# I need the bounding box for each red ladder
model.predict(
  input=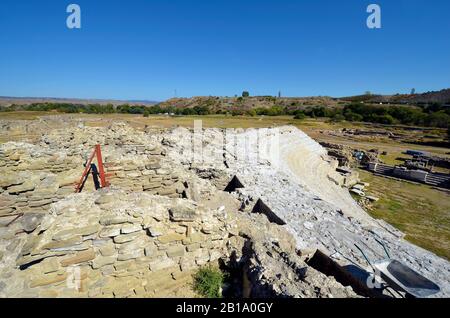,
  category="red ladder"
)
[74,144,110,193]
